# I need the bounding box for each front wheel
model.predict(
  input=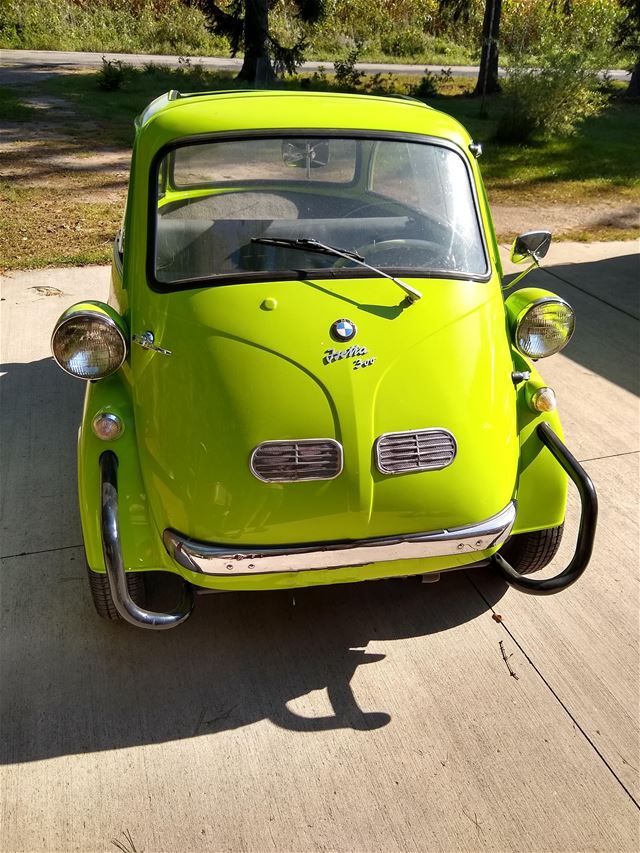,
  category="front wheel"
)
[499,525,564,575]
[86,564,147,621]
